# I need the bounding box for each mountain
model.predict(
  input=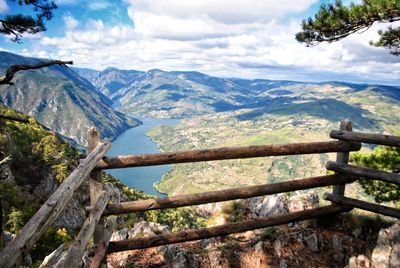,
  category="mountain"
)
[79,67,400,125]
[76,67,143,98]
[0,52,140,145]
